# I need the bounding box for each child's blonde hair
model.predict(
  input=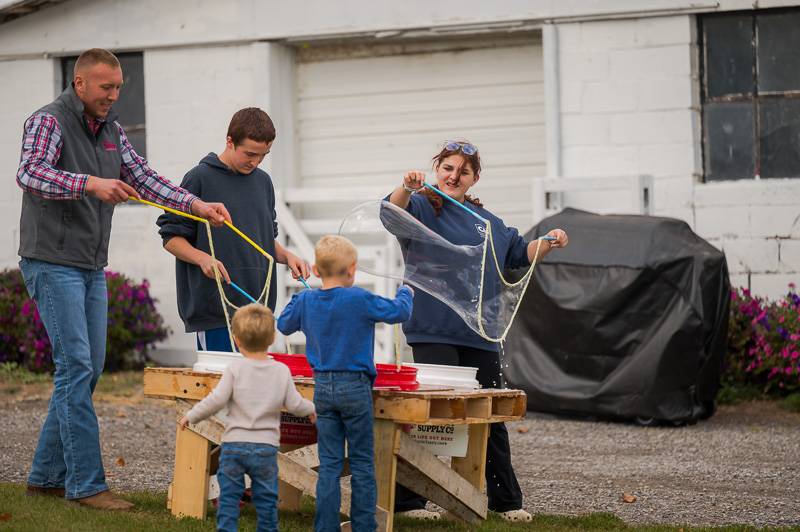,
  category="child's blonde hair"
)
[231,304,275,352]
[315,235,358,278]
